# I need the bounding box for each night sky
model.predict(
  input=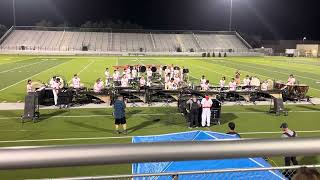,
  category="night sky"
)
[0,0,319,40]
